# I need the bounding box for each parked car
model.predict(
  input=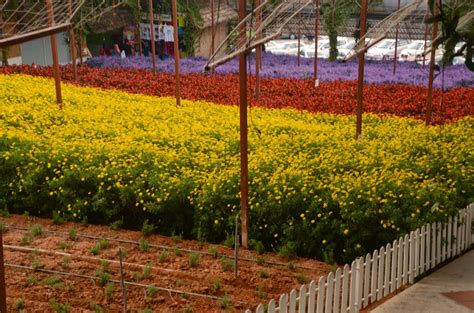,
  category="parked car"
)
[336,40,356,60]
[317,38,349,58]
[399,40,428,62]
[267,40,301,56]
[367,39,412,60]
